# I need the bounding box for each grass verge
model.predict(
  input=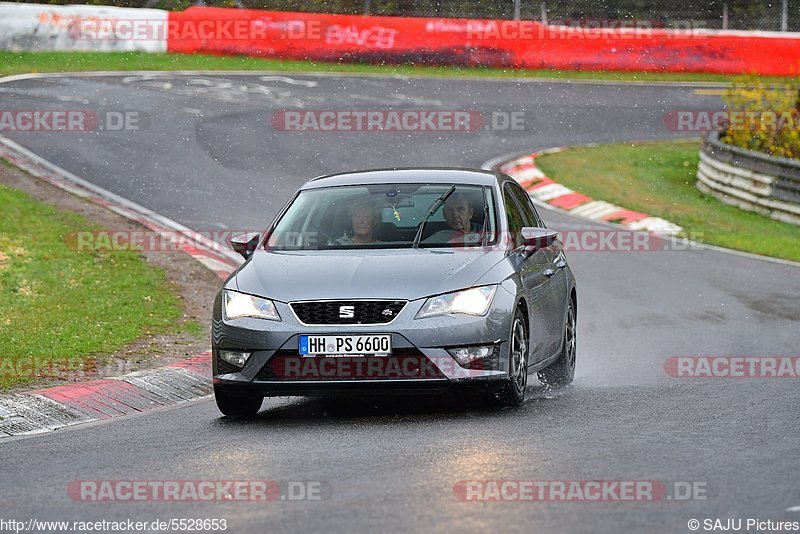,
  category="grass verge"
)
[0,182,182,389]
[0,51,792,83]
[535,139,800,262]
